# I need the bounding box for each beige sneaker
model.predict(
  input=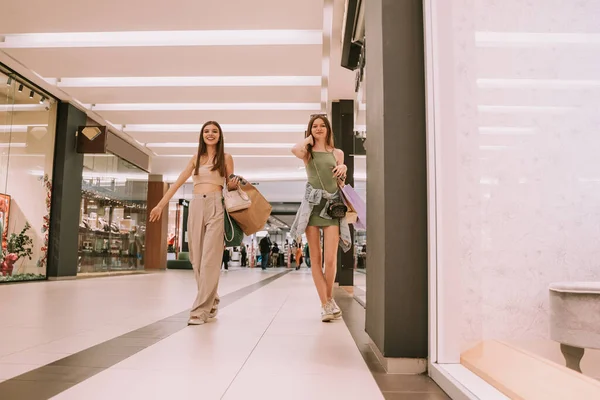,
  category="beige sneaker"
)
[321,302,335,322]
[329,298,342,319]
[187,317,206,326]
